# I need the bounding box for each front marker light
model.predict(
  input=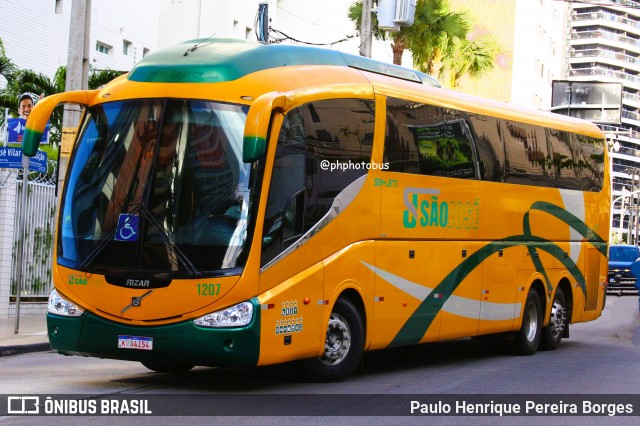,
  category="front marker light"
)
[194,301,254,328]
[48,289,84,317]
